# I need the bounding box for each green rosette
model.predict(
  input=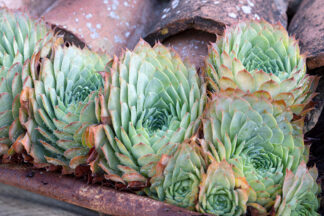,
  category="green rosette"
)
[89,40,207,185]
[149,139,206,209]
[196,160,253,216]
[274,161,320,216]
[205,20,318,116]
[0,8,56,155]
[19,44,110,170]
